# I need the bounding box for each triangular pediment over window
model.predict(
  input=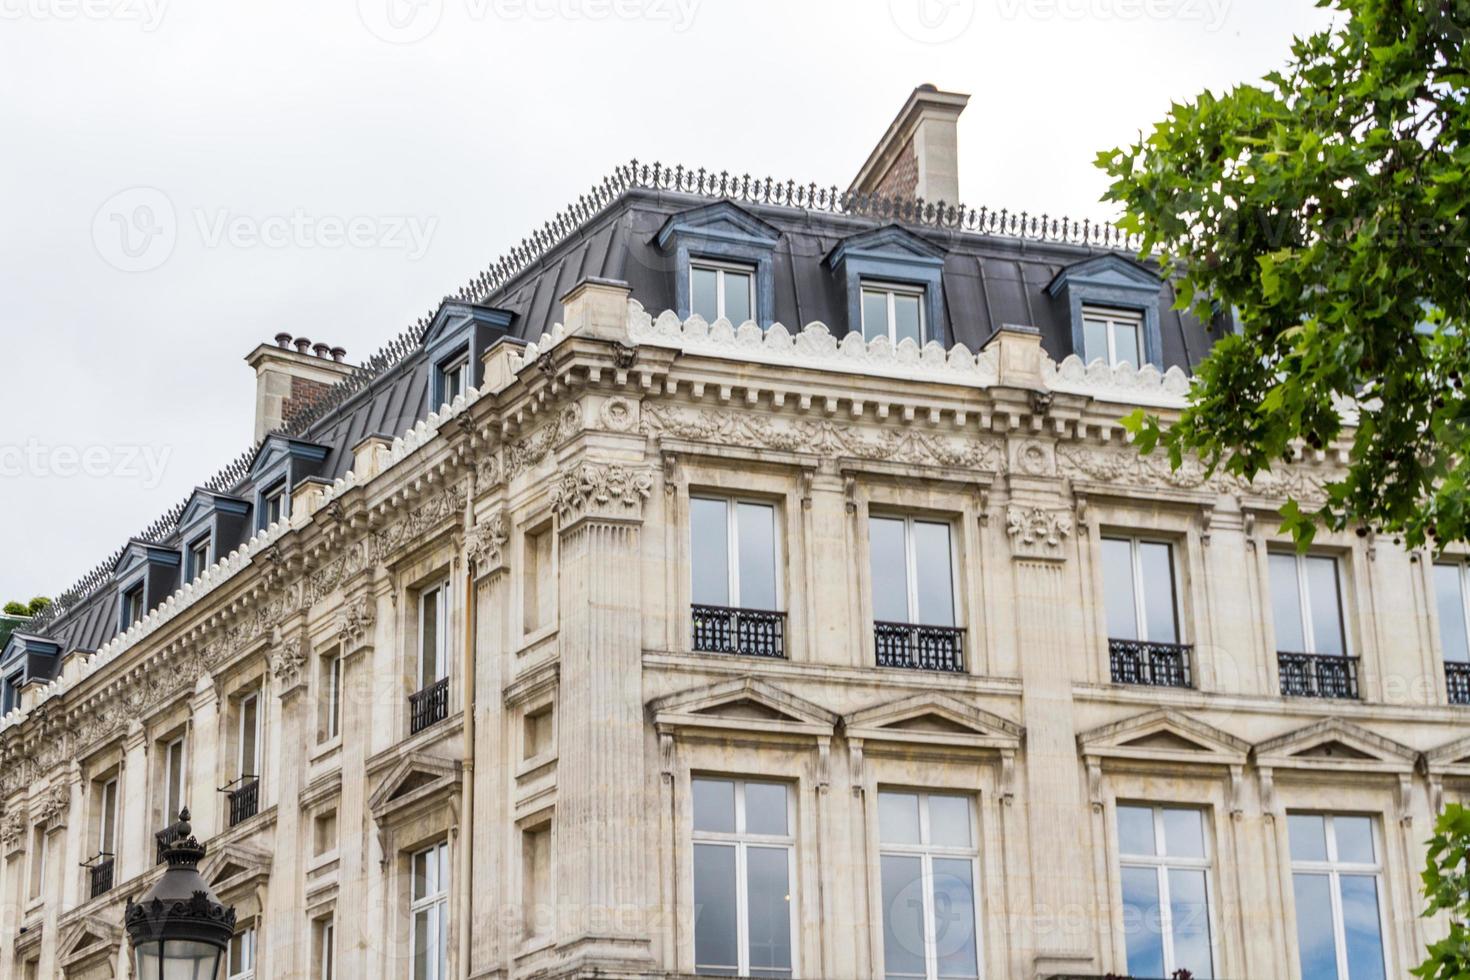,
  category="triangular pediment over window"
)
[654,201,780,251]
[1077,709,1250,768]
[366,751,462,824]
[200,841,272,895]
[842,692,1022,752]
[650,676,837,741]
[57,914,121,975]
[1252,718,1417,775]
[1425,734,1470,780]
[825,223,946,268]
